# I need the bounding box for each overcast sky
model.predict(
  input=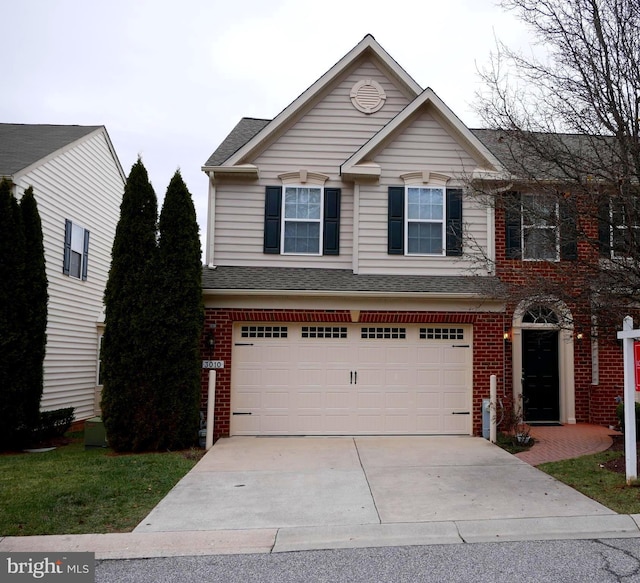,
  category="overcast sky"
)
[1,0,531,250]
